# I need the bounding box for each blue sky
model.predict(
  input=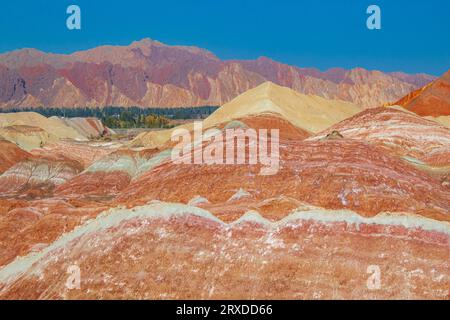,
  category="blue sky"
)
[0,0,449,75]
